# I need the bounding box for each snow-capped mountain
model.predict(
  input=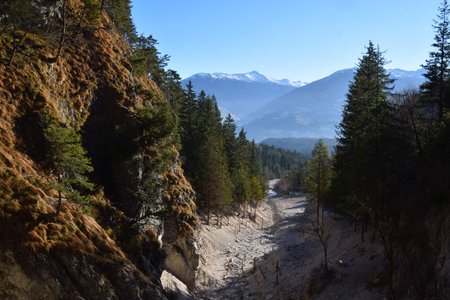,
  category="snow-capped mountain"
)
[242,68,426,141]
[182,71,306,120]
[194,71,307,87]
